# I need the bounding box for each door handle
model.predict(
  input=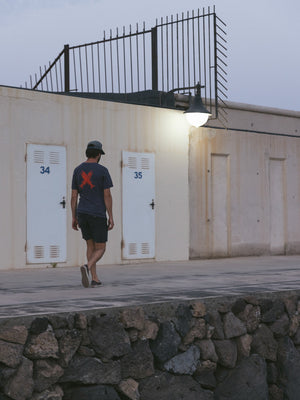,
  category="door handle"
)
[60,197,66,209]
[149,199,155,210]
